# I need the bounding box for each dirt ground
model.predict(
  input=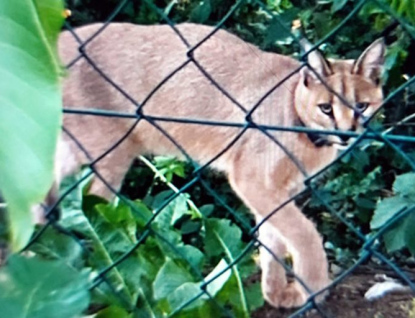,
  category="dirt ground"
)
[252,266,415,318]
